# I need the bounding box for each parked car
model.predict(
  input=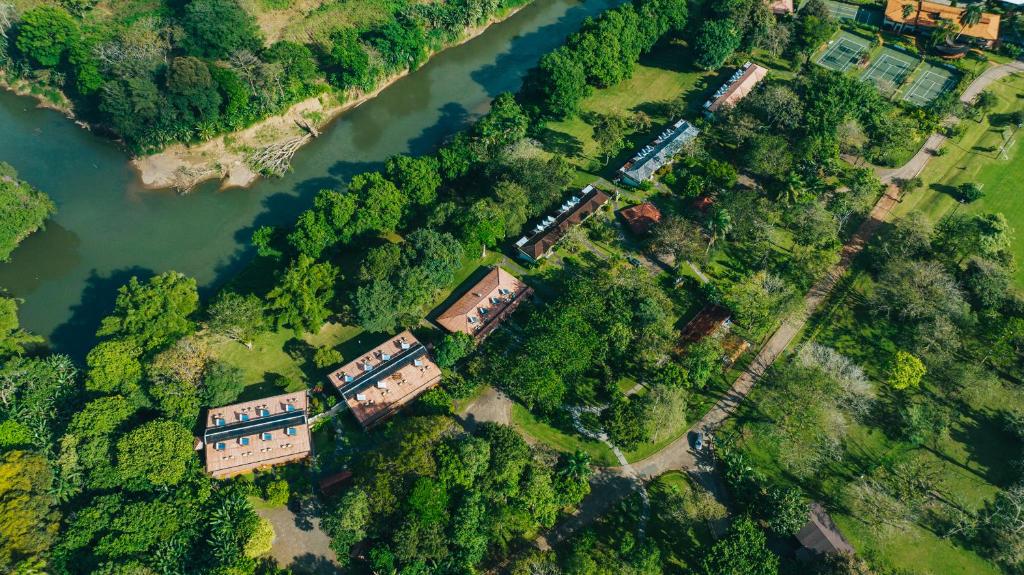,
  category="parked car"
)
[694,430,705,452]
[627,256,642,267]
